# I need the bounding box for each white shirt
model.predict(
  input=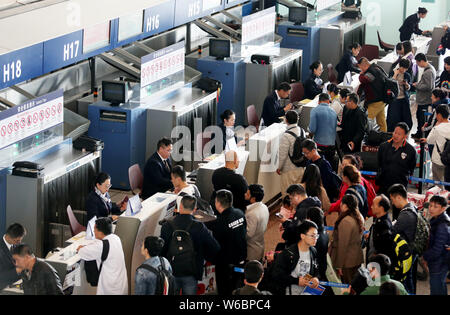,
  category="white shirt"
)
[245,202,269,261]
[3,235,12,251]
[78,234,128,295]
[426,121,450,166]
[176,184,200,210]
[275,90,281,101]
[287,249,311,295]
